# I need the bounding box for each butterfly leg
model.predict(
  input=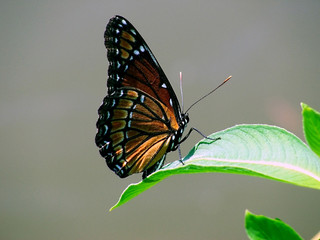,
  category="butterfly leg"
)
[178,145,185,165]
[191,127,221,142]
[178,127,221,145]
[176,127,220,165]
